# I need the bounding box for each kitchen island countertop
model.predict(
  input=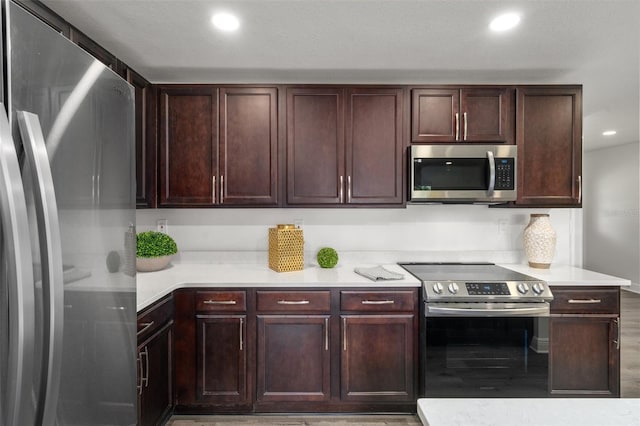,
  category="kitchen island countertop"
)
[417,398,640,426]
